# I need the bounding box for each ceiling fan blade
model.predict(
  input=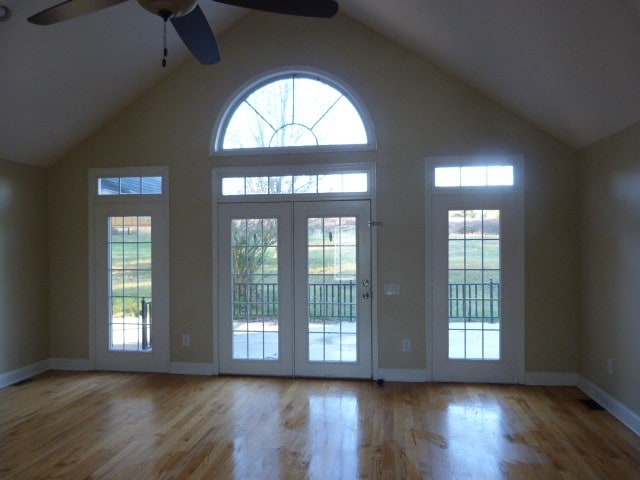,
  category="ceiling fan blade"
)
[213,0,338,18]
[171,5,221,65]
[28,0,129,25]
